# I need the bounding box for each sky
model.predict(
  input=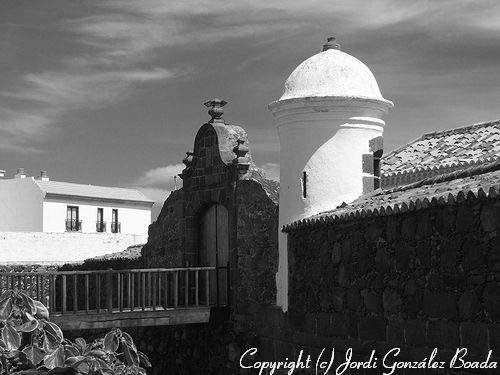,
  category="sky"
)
[1,0,500,218]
